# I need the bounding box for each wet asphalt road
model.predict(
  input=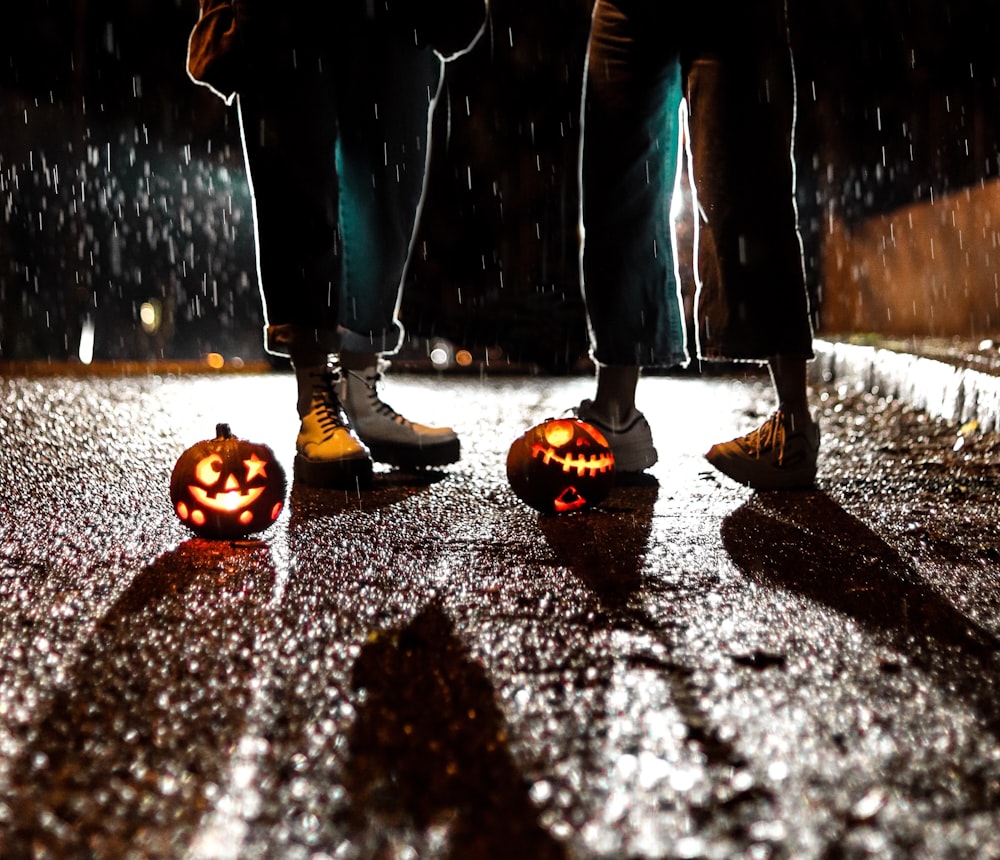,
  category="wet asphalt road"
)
[2,367,1000,859]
